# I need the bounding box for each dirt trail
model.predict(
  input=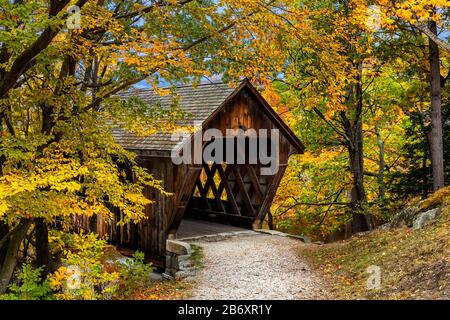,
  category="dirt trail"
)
[188,233,331,300]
